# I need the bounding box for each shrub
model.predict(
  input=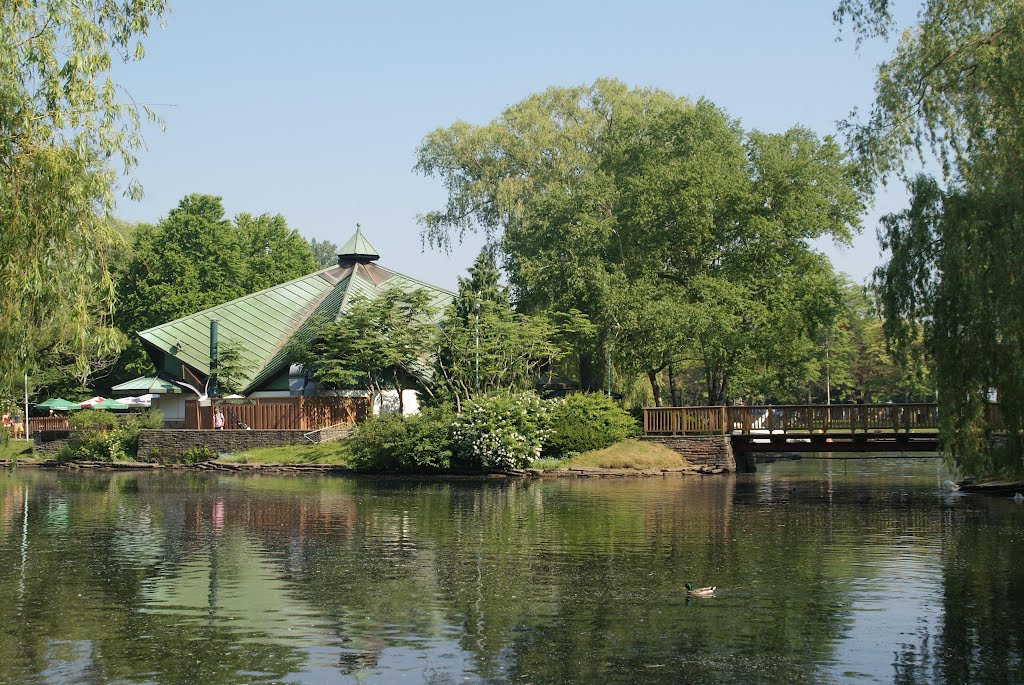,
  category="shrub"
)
[350,406,456,471]
[543,392,639,457]
[180,445,216,464]
[57,409,163,462]
[452,391,550,470]
[57,432,110,462]
[69,409,118,431]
